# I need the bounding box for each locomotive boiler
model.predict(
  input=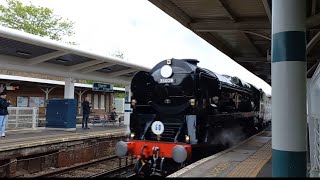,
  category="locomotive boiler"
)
[115,58,270,176]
